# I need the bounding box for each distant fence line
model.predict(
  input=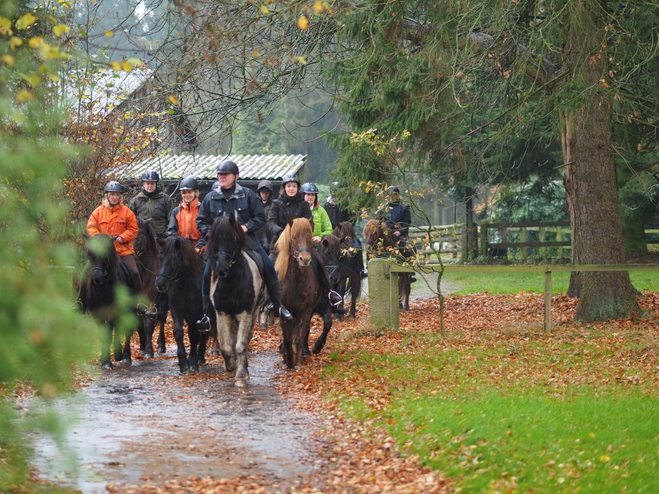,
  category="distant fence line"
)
[367,259,659,332]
